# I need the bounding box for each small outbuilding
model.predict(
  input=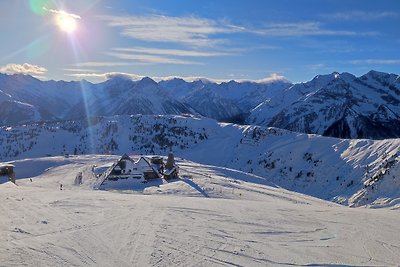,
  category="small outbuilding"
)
[163,152,179,180]
[0,163,16,184]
